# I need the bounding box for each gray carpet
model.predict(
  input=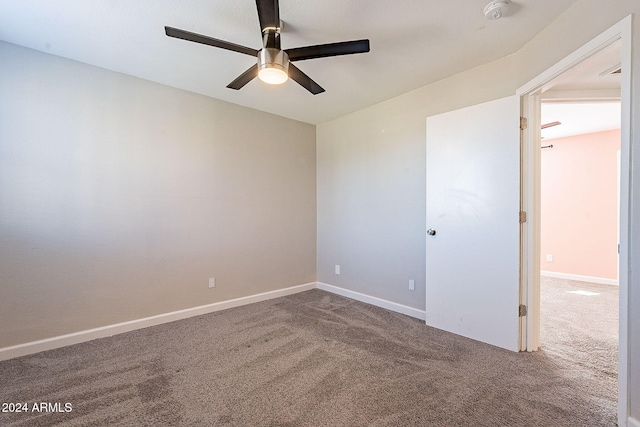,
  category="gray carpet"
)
[0,278,618,426]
